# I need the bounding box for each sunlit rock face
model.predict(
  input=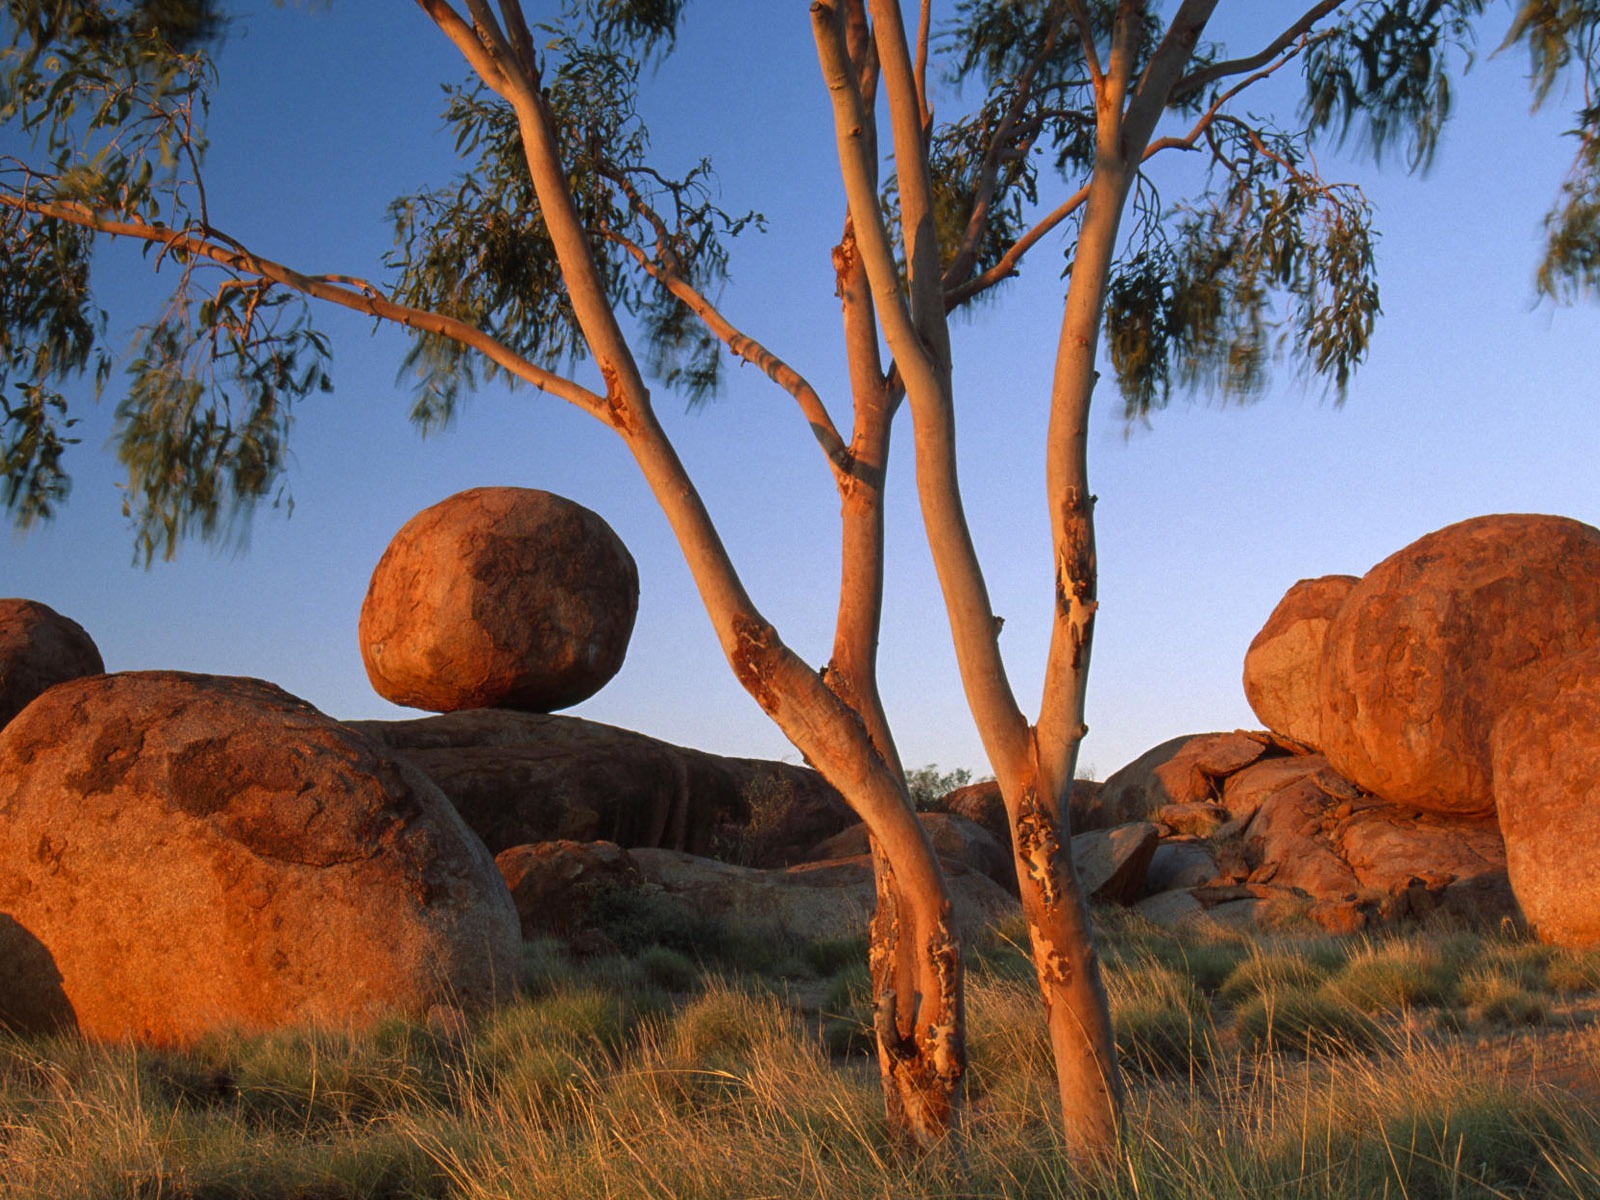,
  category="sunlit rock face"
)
[1319,513,1600,816]
[0,671,519,1044]
[1492,647,1600,948]
[1241,574,1358,751]
[359,487,638,714]
[0,598,104,732]
[1095,731,1270,827]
